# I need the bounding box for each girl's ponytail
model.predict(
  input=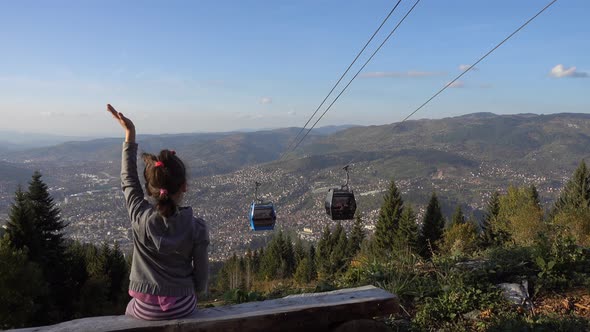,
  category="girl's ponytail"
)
[142,150,187,218]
